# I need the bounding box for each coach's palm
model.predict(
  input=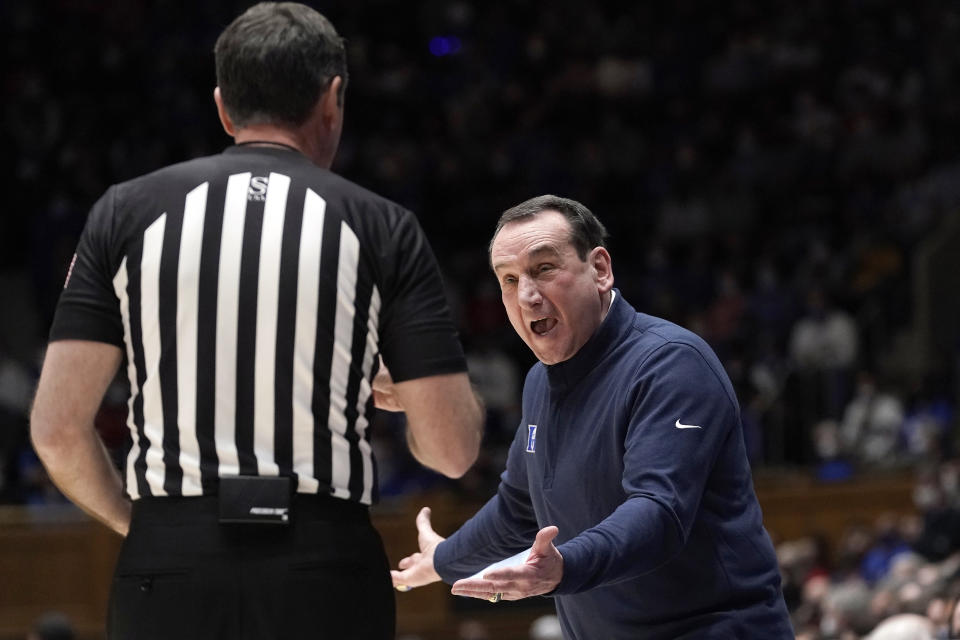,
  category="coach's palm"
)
[391,506,445,589]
